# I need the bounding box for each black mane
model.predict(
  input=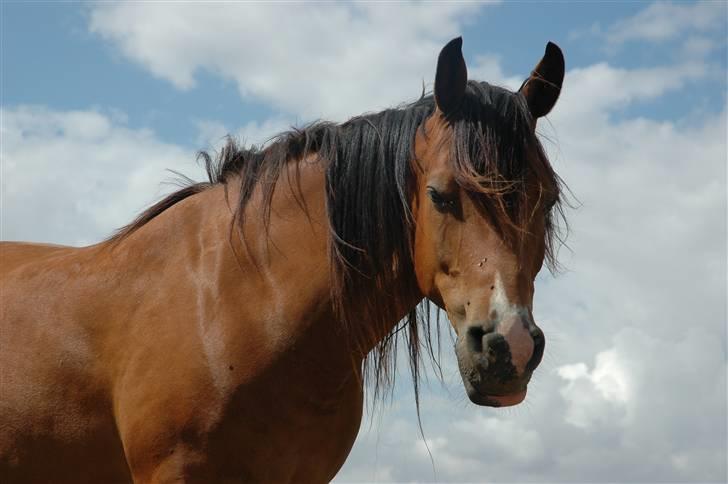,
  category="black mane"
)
[110,81,566,399]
